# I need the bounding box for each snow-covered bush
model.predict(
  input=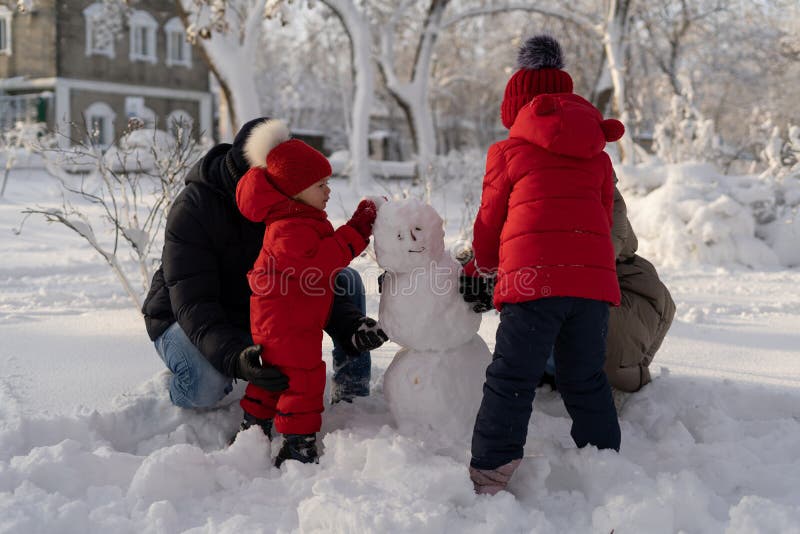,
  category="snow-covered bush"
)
[751,123,800,266]
[619,162,800,269]
[103,128,184,173]
[652,96,721,165]
[0,121,50,197]
[19,122,209,307]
